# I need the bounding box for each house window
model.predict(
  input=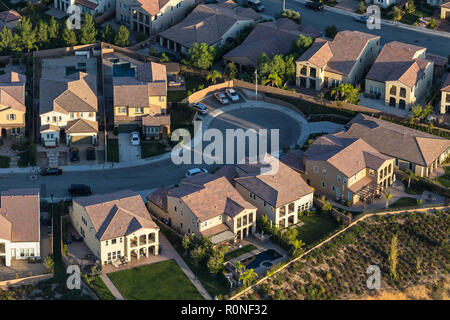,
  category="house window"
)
[322,168,327,175]
[332,185,335,192]
[112,239,117,244]
[70,113,74,118]
[106,241,108,246]
[135,107,144,114]
[6,114,16,120]
[159,96,165,102]
[337,175,341,182]
[343,177,347,184]
[321,181,325,188]
[174,206,177,211]
[108,253,111,260]
[52,116,57,122]
[120,238,123,243]
[314,165,318,173]
[118,107,126,114]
